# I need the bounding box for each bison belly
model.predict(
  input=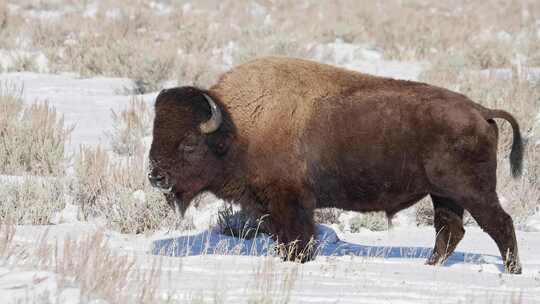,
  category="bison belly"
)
[303,96,433,212]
